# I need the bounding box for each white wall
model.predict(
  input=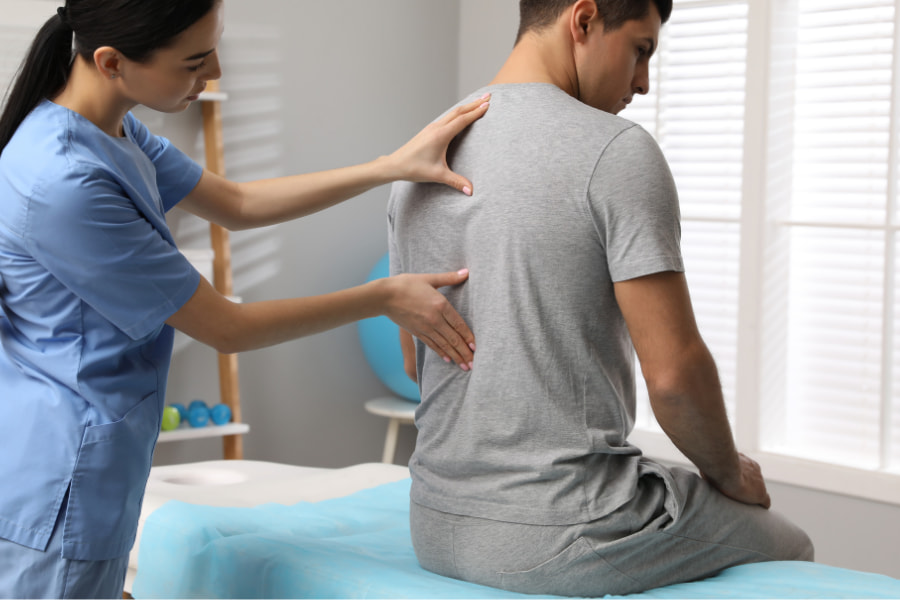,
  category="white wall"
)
[145,0,899,581]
